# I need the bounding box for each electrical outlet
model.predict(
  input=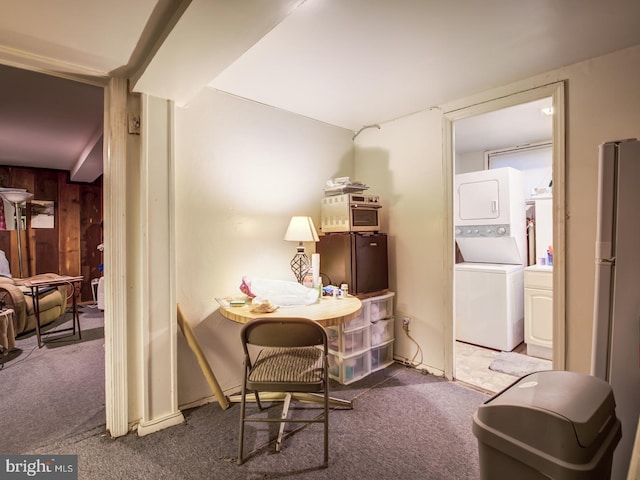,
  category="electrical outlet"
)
[128,114,141,135]
[402,316,410,331]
